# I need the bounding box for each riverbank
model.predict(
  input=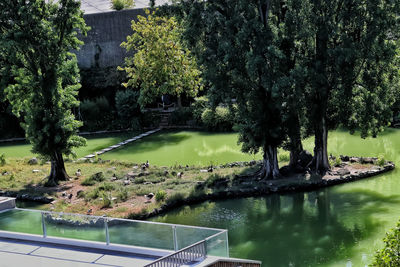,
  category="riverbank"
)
[0,155,394,219]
